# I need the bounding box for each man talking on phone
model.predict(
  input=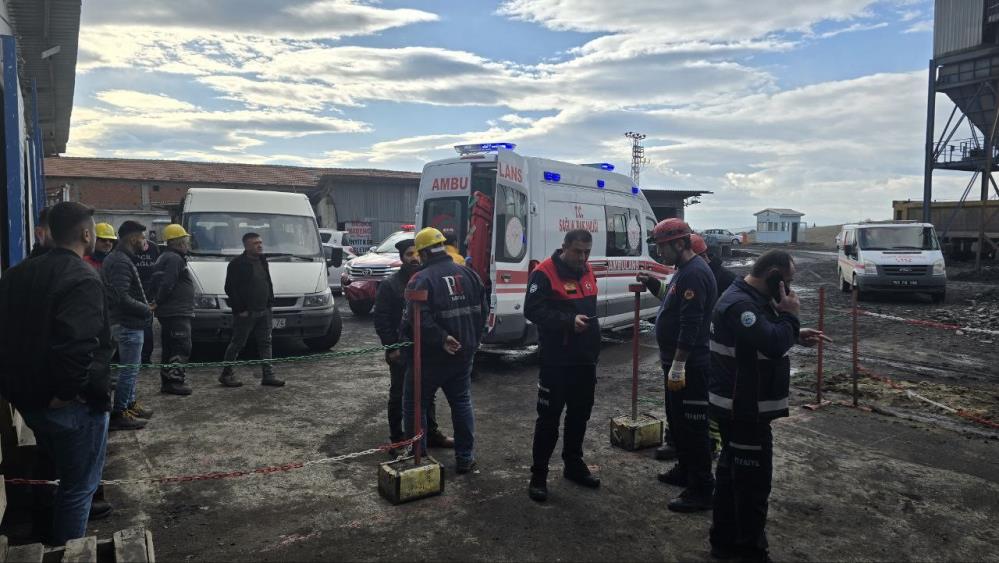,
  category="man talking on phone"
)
[525,229,601,502]
[707,250,830,562]
[637,218,717,513]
